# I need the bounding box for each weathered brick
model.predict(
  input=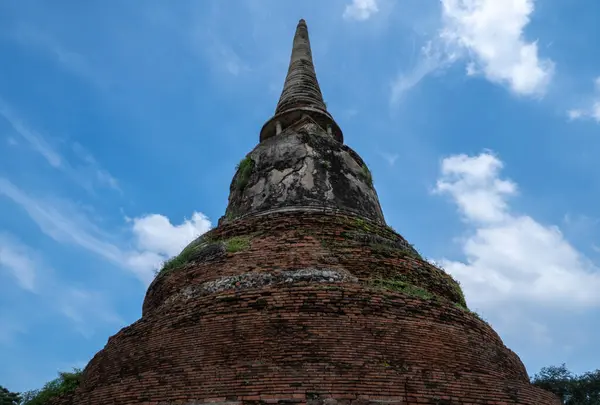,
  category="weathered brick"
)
[48,19,561,405]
